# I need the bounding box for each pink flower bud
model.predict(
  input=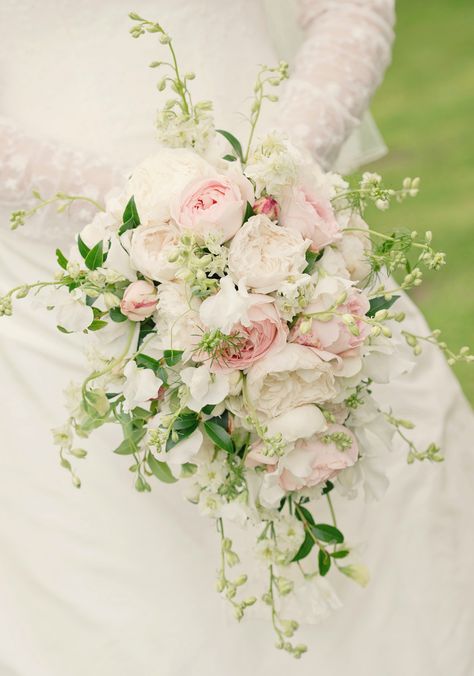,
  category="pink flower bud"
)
[253,196,280,221]
[120,280,158,322]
